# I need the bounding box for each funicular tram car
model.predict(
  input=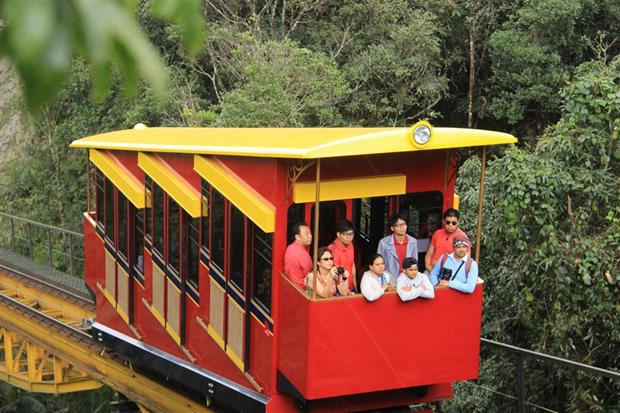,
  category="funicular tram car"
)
[70,122,516,412]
